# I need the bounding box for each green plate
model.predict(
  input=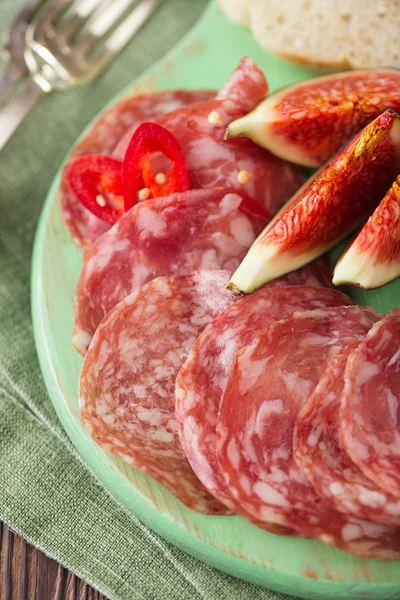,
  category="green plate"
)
[31,2,400,598]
